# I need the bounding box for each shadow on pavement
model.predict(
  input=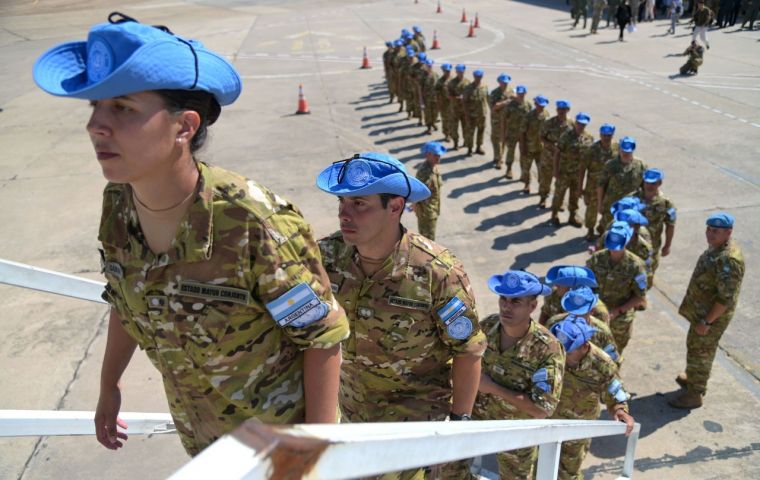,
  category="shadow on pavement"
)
[449,176,504,198]
[362,117,406,129]
[506,233,588,267]
[473,199,547,229]
[442,160,493,180]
